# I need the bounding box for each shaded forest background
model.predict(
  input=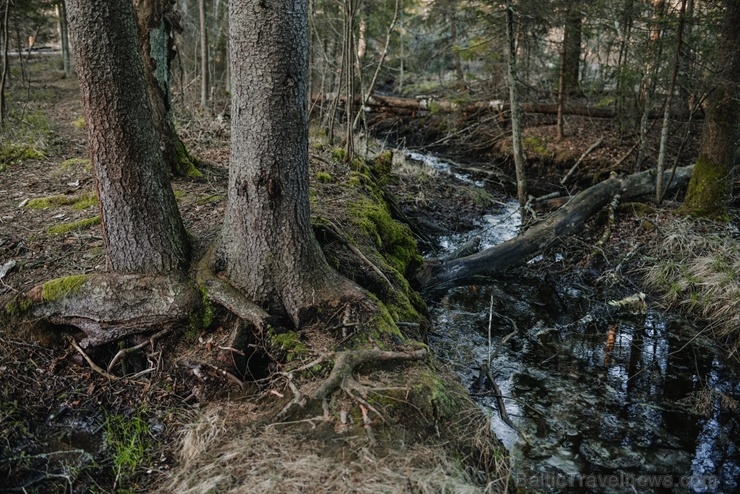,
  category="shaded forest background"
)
[4,0,731,167]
